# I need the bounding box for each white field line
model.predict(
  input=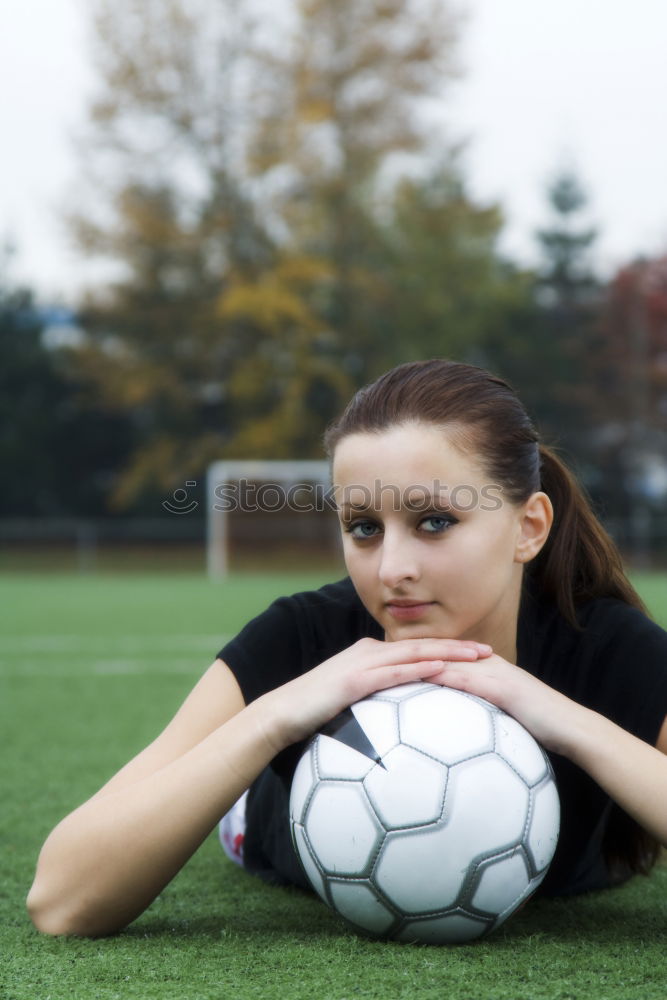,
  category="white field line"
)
[0,660,206,677]
[0,634,230,677]
[0,634,226,652]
